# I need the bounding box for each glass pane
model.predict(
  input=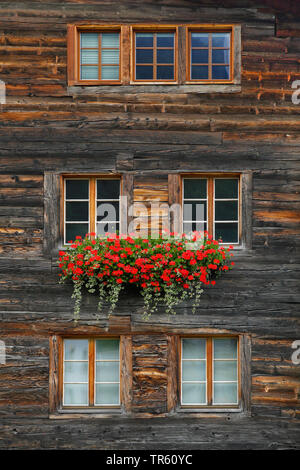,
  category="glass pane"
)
[101,33,119,48]
[96,361,119,382]
[101,66,119,80]
[96,339,119,360]
[215,179,238,199]
[182,339,206,359]
[97,222,119,236]
[136,33,153,48]
[136,65,153,80]
[65,223,89,243]
[215,201,238,221]
[157,33,174,47]
[212,65,230,80]
[191,49,208,64]
[64,384,88,405]
[81,66,99,80]
[136,49,153,64]
[64,362,88,382]
[157,66,174,80]
[95,383,119,405]
[212,33,230,48]
[66,202,89,222]
[191,65,208,79]
[183,201,207,222]
[212,49,230,64]
[213,383,237,404]
[184,179,207,199]
[66,180,89,200]
[214,338,237,359]
[101,50,119,65]
[214,361,237,382]
[81,33,98,48]
[81,50,98,65]
[215,223,238,243]
[182,360,206,382]
[191,33,209,47]
[183,222,207,233]
[97,179,120,199]
[97,201,119,222]
[157,49,174,64]
[182,383,206,405]
[64,339,89,360]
